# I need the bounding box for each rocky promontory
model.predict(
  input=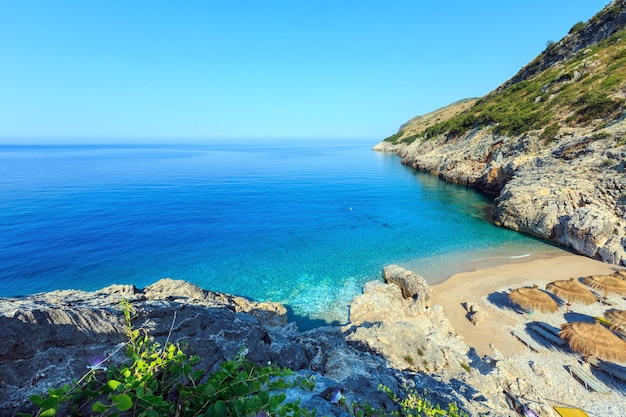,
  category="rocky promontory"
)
[374,118,626,266]
[375,0,626,266]
[1,272,557,416]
